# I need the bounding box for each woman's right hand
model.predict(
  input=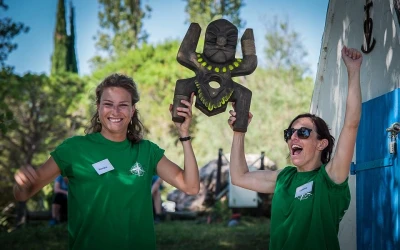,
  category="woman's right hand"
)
[14,165,38,192]
[169,92,195,138]
[14,157,61,201]
[227,103,253,131]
